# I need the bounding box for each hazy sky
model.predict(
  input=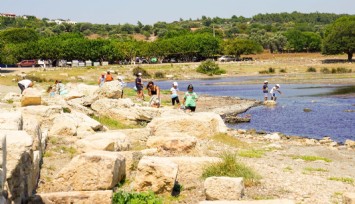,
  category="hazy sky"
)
[2,0,354,25]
